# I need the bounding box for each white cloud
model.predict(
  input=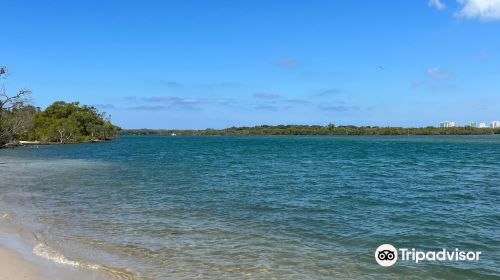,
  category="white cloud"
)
[428,0,446,10]
[456,0,500,20]
[313,88,346,97]
[426,68,450,79]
